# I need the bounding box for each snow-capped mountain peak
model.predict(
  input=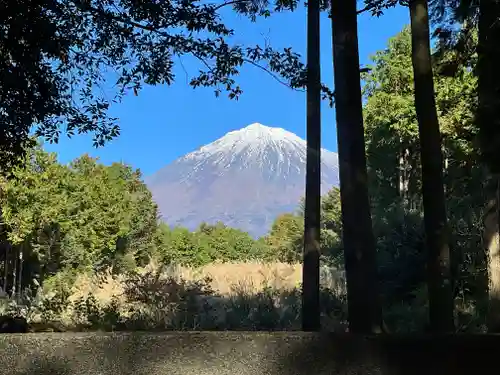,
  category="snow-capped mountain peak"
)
[147,123,339,237]
[187,122,305,162]
[229,122,303,142]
